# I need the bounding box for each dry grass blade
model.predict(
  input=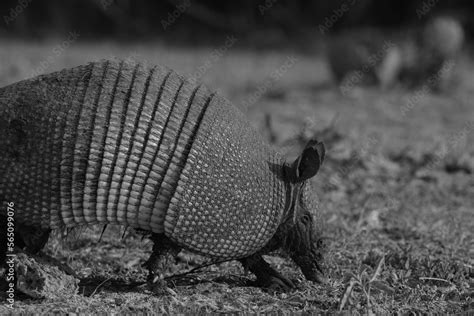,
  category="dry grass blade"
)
[370,255,385,283]
[339,278,357,311]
